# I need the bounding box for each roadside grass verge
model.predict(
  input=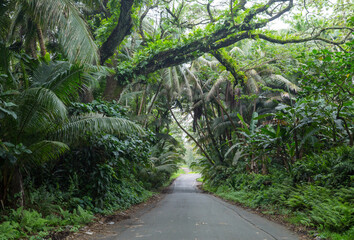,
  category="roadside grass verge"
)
[201,180,354,240]
[0,182,153,240]
[0,206,94,240]
[169,168,186,181]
